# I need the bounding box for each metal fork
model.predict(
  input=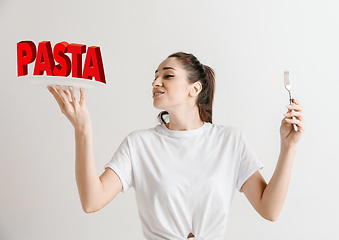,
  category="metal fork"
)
[284,71,298,132]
